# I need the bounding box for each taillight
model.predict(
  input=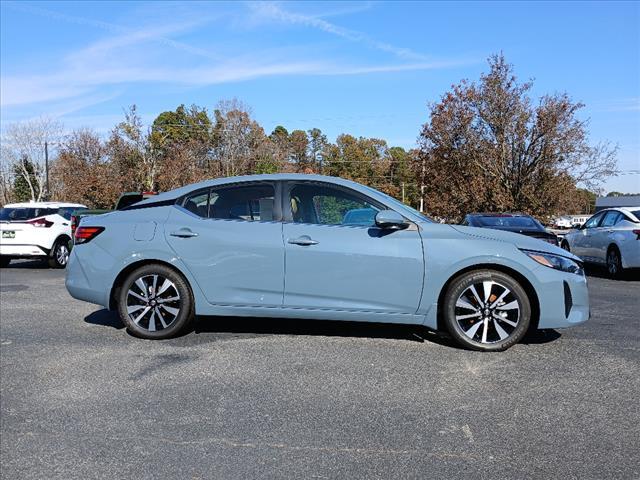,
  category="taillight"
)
[71,215,78,236]
[74,226,105,244]
[28,217,53,228]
